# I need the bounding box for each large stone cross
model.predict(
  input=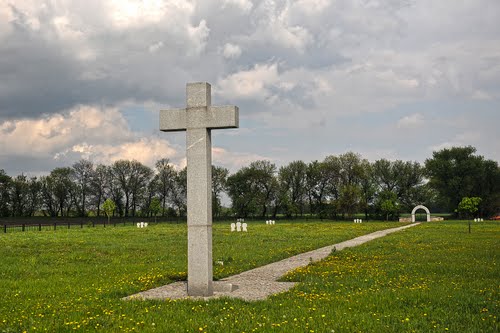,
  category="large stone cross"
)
[160,82,239,296]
